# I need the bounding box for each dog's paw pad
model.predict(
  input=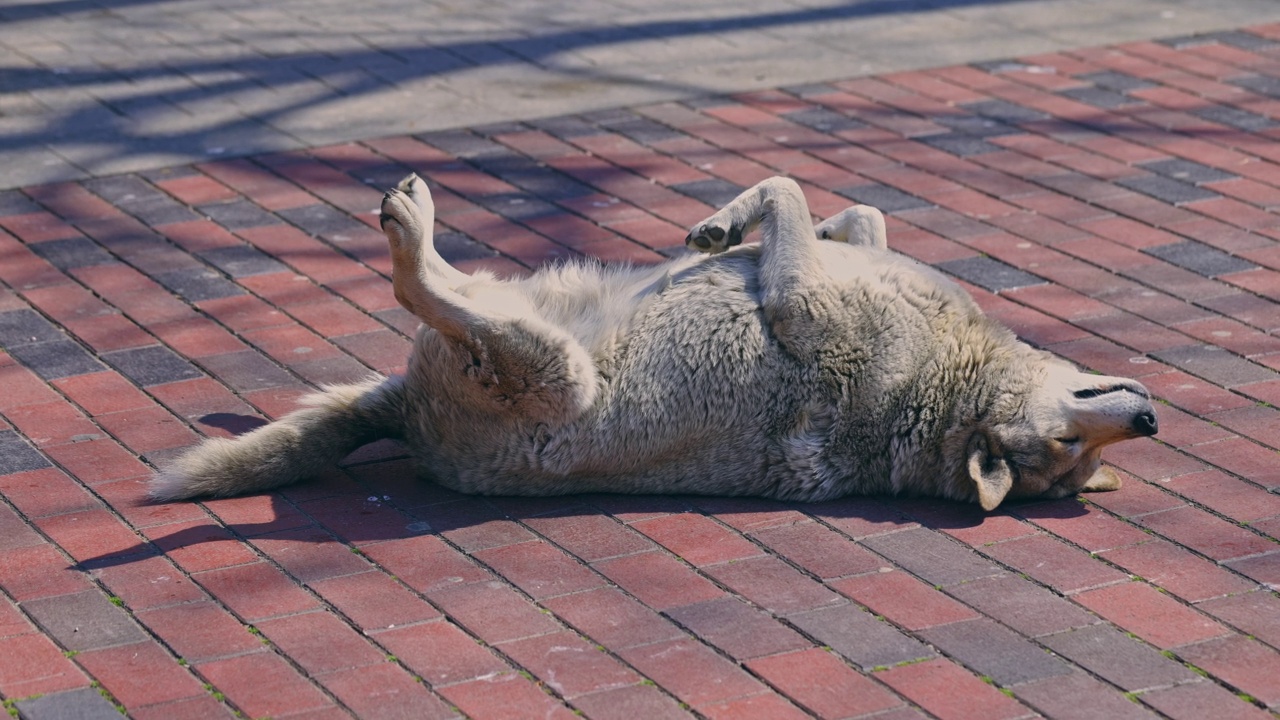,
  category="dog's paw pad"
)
[685,221,742,254]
